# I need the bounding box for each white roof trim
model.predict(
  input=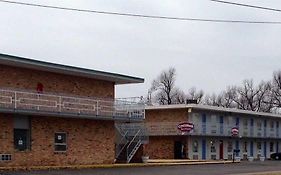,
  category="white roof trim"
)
[0,53,144,85]
[146,104,281,119]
